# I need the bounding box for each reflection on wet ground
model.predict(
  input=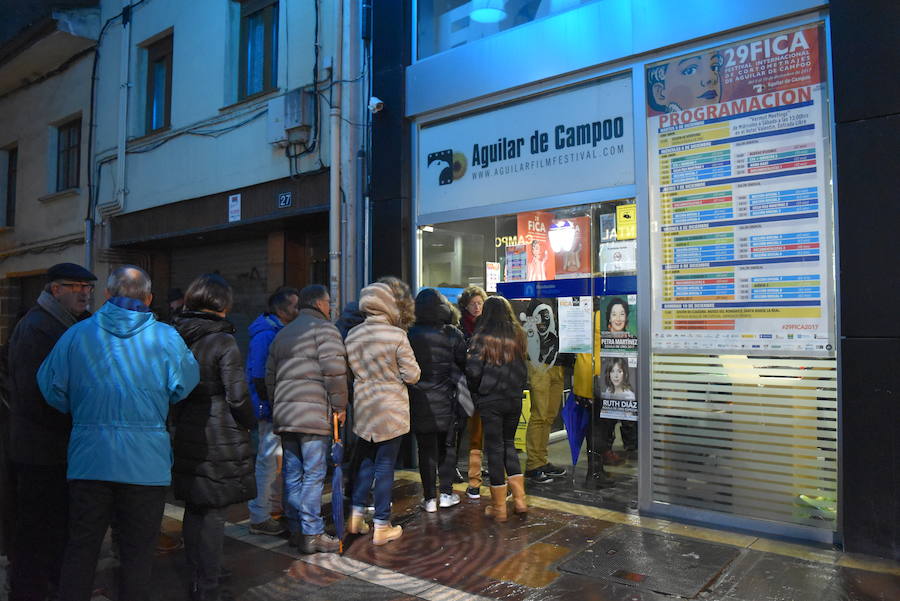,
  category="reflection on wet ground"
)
[29,470,897,601]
